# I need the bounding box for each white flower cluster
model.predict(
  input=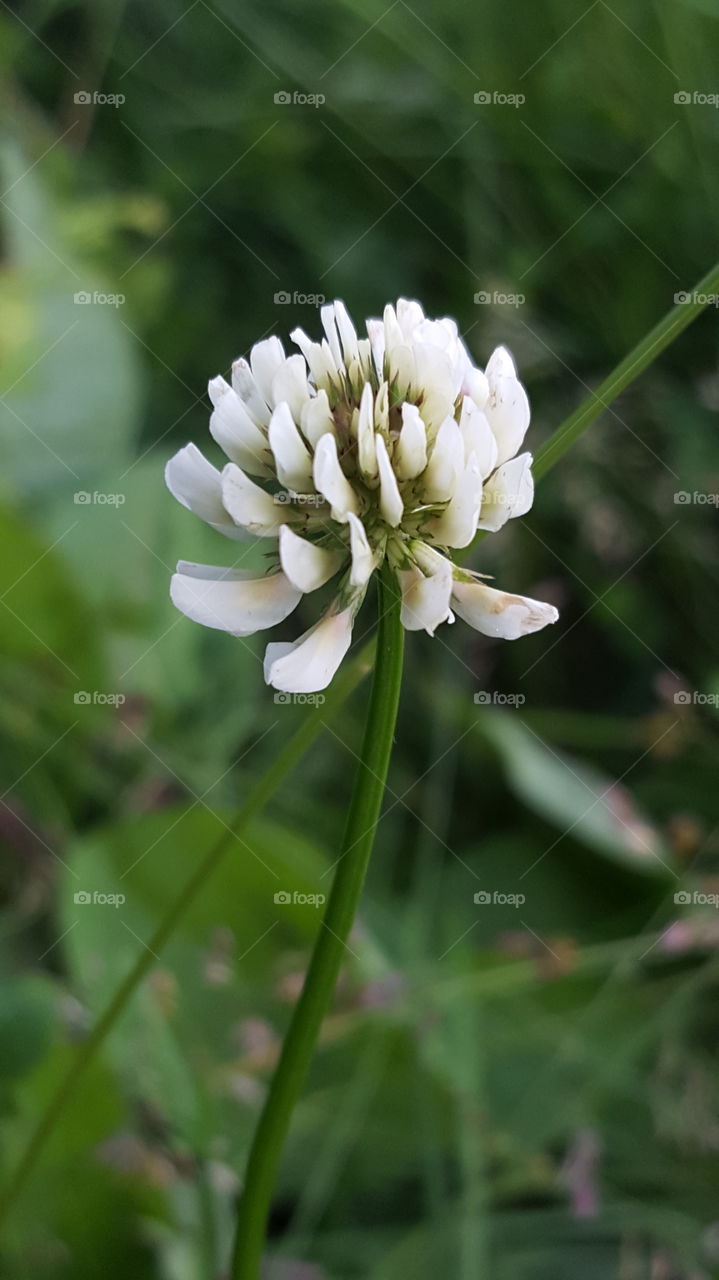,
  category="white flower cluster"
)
[166,299,558,691]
